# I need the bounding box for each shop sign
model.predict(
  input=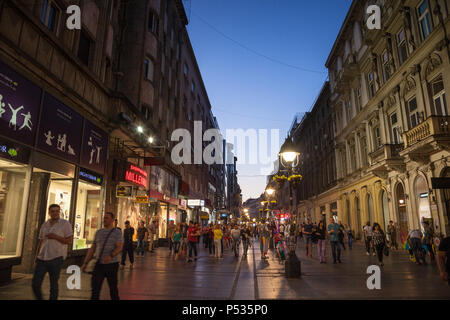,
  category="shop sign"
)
[125,164,148,189]
[37,93,83,163]
[116,185,132,198]
[187,199,204,207]
[80,120,108,174]
[179,199,187,208]
[135,196,149,204]
[79,168,103,185]
[0,137,30,164]
[0,60,42,146]
[431,178,450,189]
